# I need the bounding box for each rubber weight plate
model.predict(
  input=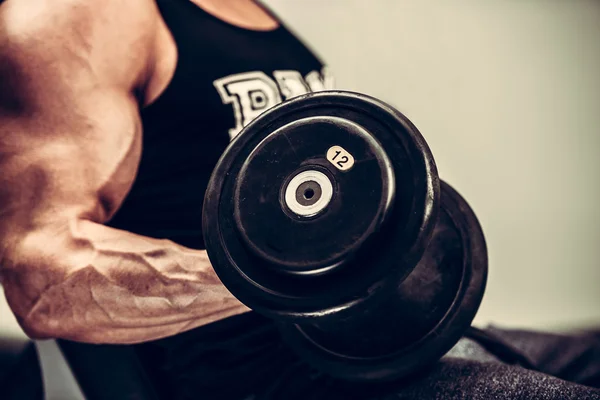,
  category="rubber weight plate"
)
[203,91,439,321]
[279,181,488,382]
[235,116,395,274]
